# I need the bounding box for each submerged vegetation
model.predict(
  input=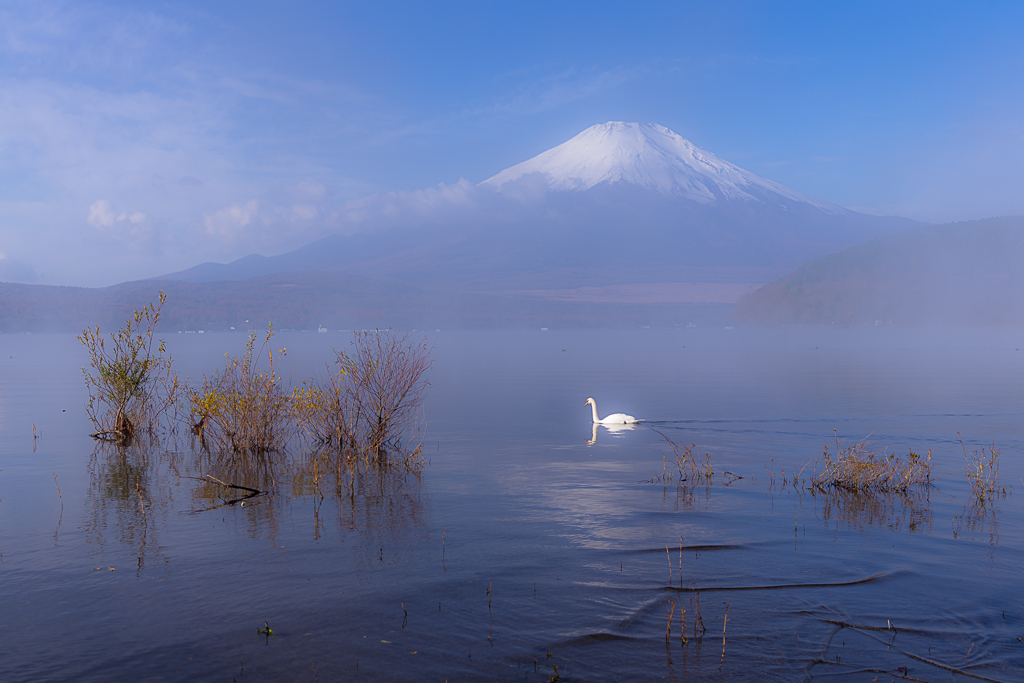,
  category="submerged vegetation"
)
[184,326,431,463]
[811,432,932,493]
[649,426,1004,539]
[652,429,715,485]
[188,326,292,454]
[293,330,432,463]
[79,292,181,441]
[292,358,358,450]
[347,330,432,457]
[79,298,434,580]
[960,433,1001,502]
[80,296,432,468]
[652,429,934,497]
